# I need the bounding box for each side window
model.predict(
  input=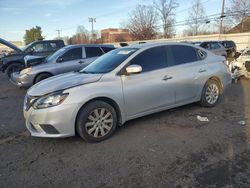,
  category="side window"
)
[101,47,115,53]
[197,49,207,60]
[129,46,167,72]
[200,43,209,49]
[85,47,103,58]
[31,43,46,52]
[171,45,198,65]
[210,43,221,49]
[61,47,82,61]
